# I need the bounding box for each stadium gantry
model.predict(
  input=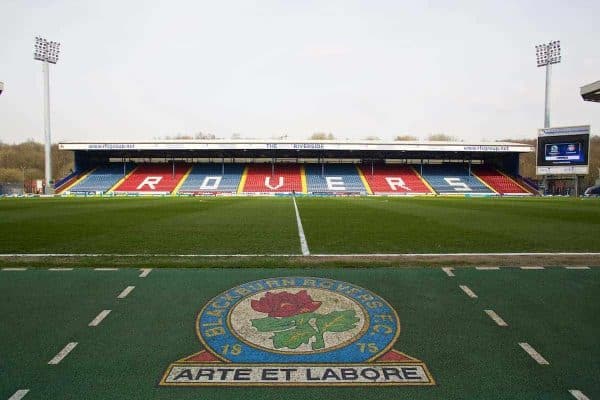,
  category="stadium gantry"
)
[54,140,537,196]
